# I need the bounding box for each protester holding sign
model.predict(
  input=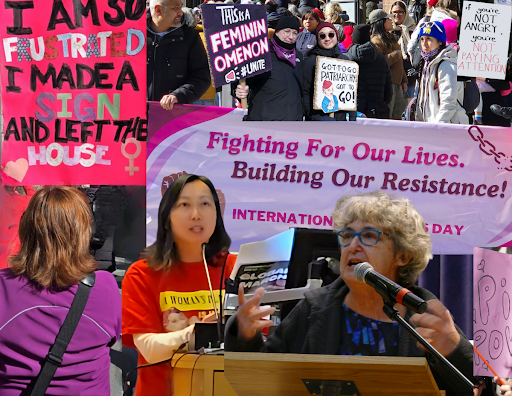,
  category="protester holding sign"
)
[147,0,210,109]
[369,10,408,119]
[303,22,354,121]
[234,17,304,121]
[415,22,468,124]
[347,24,393,118]
[122,175,236,396]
